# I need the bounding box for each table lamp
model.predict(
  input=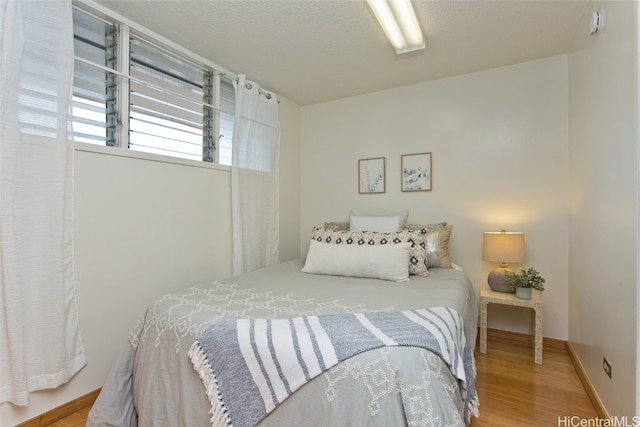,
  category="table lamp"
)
[483,230,525,293]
